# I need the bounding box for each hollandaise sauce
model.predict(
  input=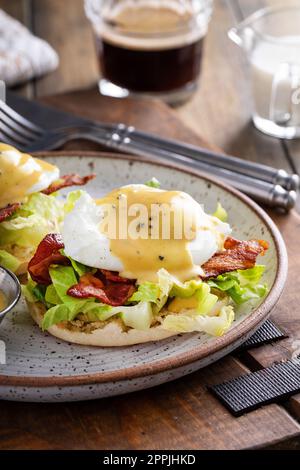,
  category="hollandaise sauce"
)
[0,143,57,207]
[97,185,202,282]
[0,290,7,312]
